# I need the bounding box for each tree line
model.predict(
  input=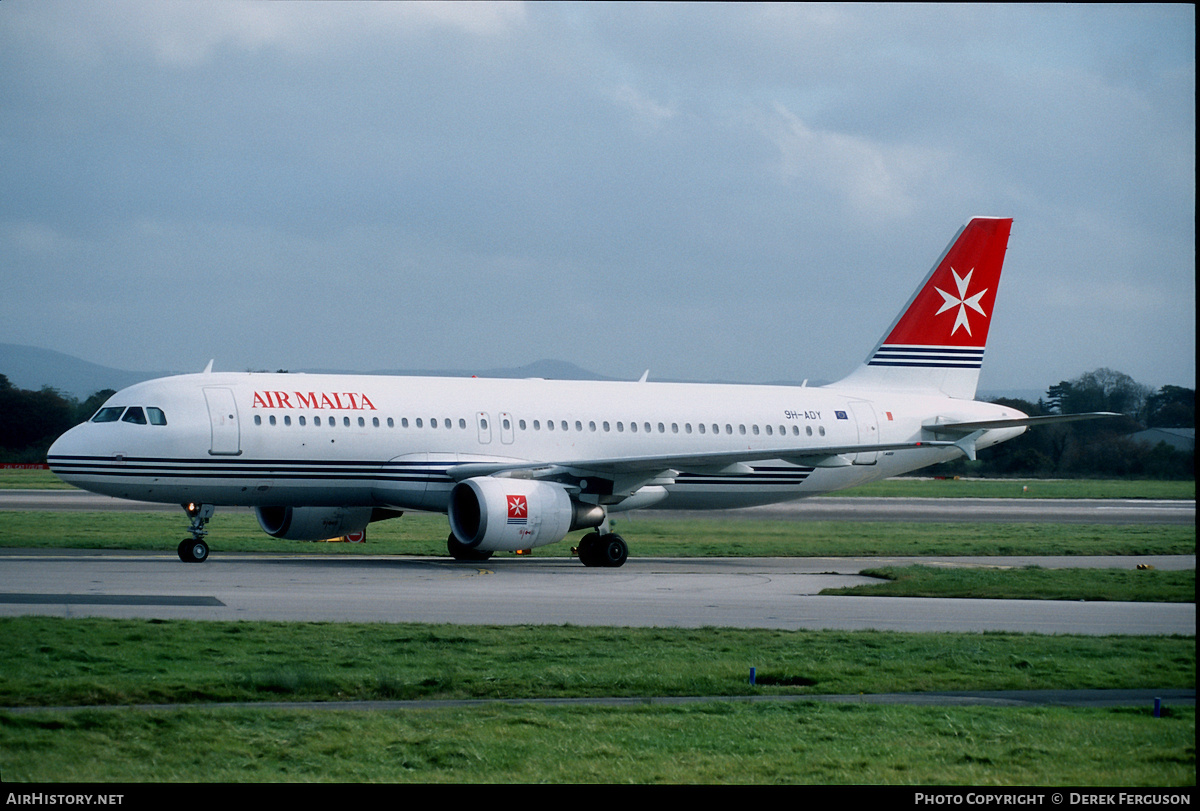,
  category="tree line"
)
[0,375,116,463]
[0,369,1194,478]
